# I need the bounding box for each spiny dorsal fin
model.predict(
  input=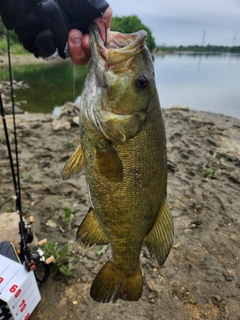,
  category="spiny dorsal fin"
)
[145,198,174,265]
[62,145,85,180]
